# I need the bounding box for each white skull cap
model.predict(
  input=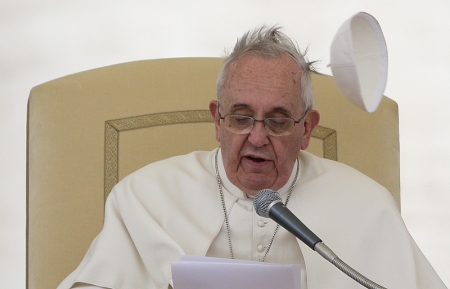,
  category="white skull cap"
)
[330,12,388,113]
